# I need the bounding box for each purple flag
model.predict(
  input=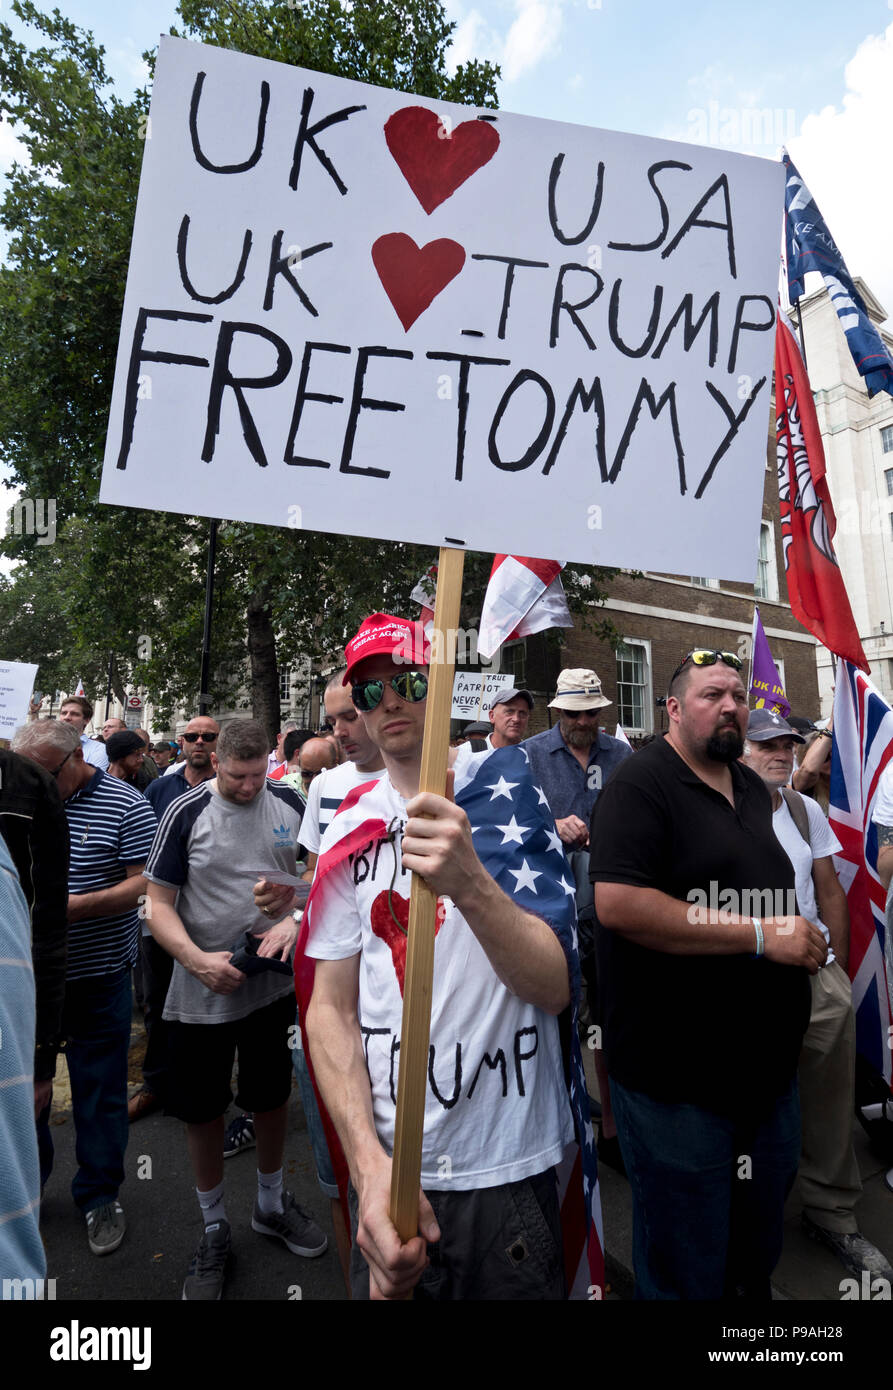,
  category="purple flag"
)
[749,606,790,717]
